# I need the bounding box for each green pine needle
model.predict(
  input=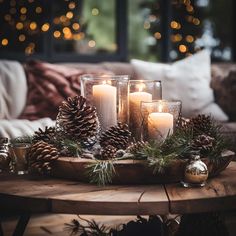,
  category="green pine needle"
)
[86,160,116,186]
